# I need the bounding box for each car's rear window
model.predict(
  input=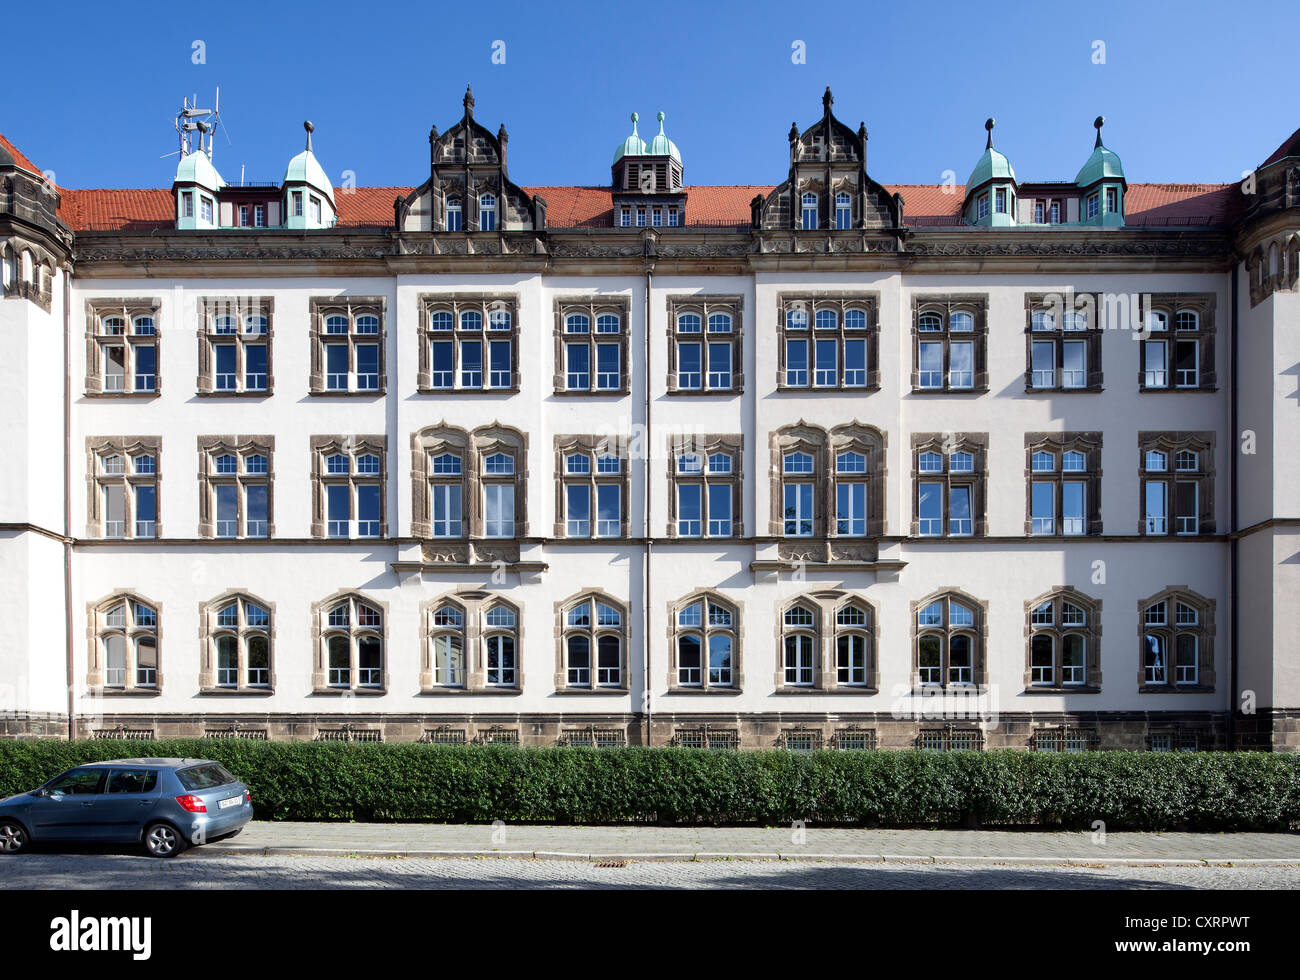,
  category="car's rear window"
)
[176,763,236,791]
